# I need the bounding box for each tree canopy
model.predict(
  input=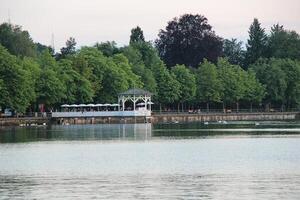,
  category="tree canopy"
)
[222,38,245,67]
[130,26,145,44]
[57,37,77,60]
[172,65,196,105]
[156,14,223,68]
[244,18,267,67]
[266,24,300,60]
[0,16,299,114]
[196,60,221,111]
[0,44,35,112]
[0,23,36,57]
